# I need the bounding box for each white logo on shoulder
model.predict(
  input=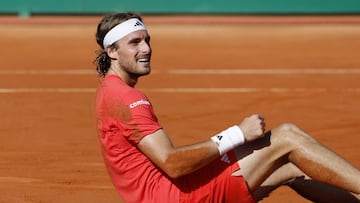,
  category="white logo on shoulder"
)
[129,99,150,109]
